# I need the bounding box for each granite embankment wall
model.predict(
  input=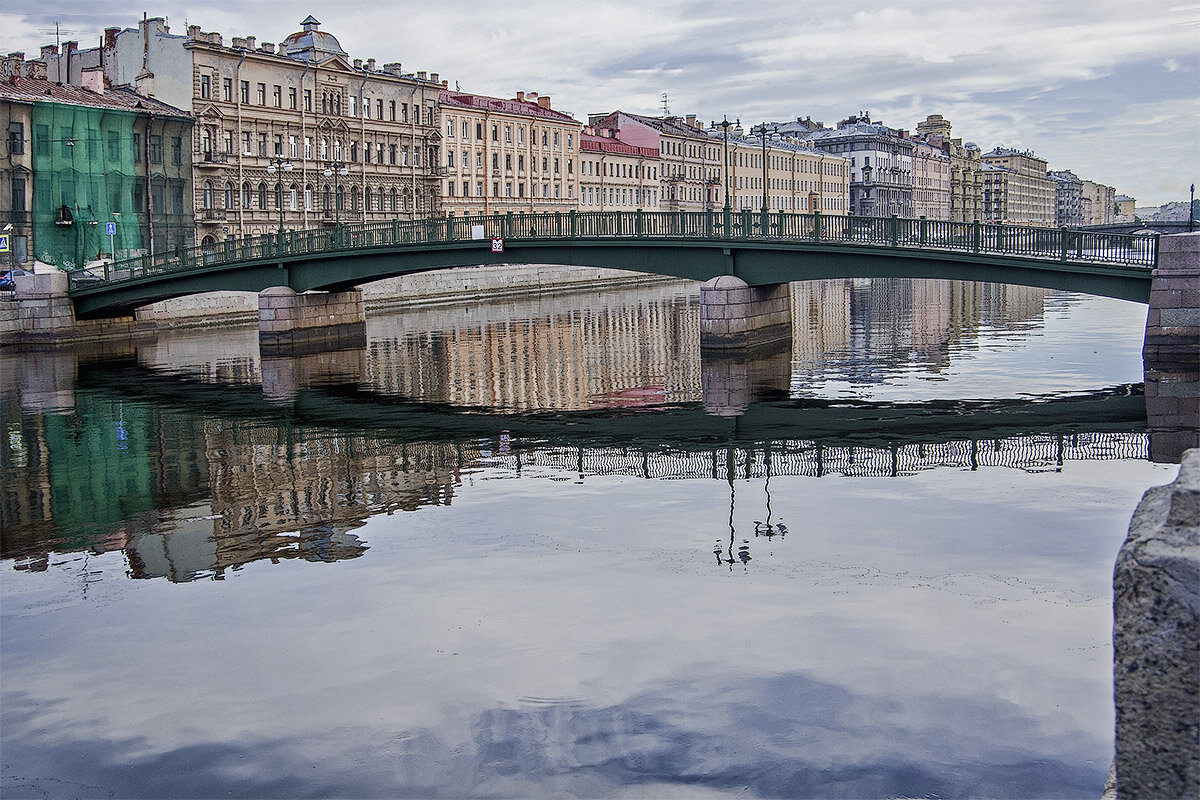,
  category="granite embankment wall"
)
[0,265,680,345]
